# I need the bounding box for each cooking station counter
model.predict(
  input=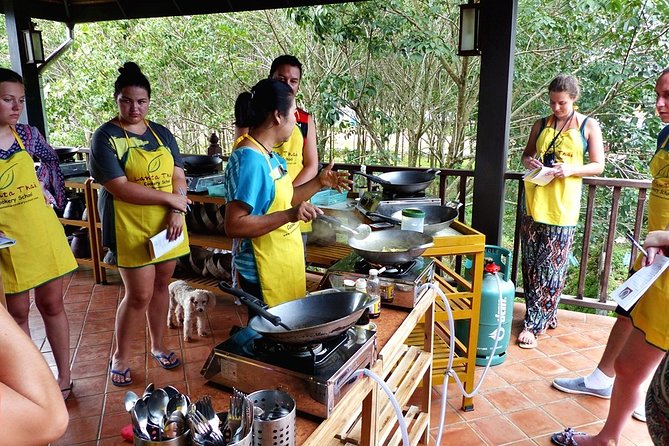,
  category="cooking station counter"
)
[294,287,435,445]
